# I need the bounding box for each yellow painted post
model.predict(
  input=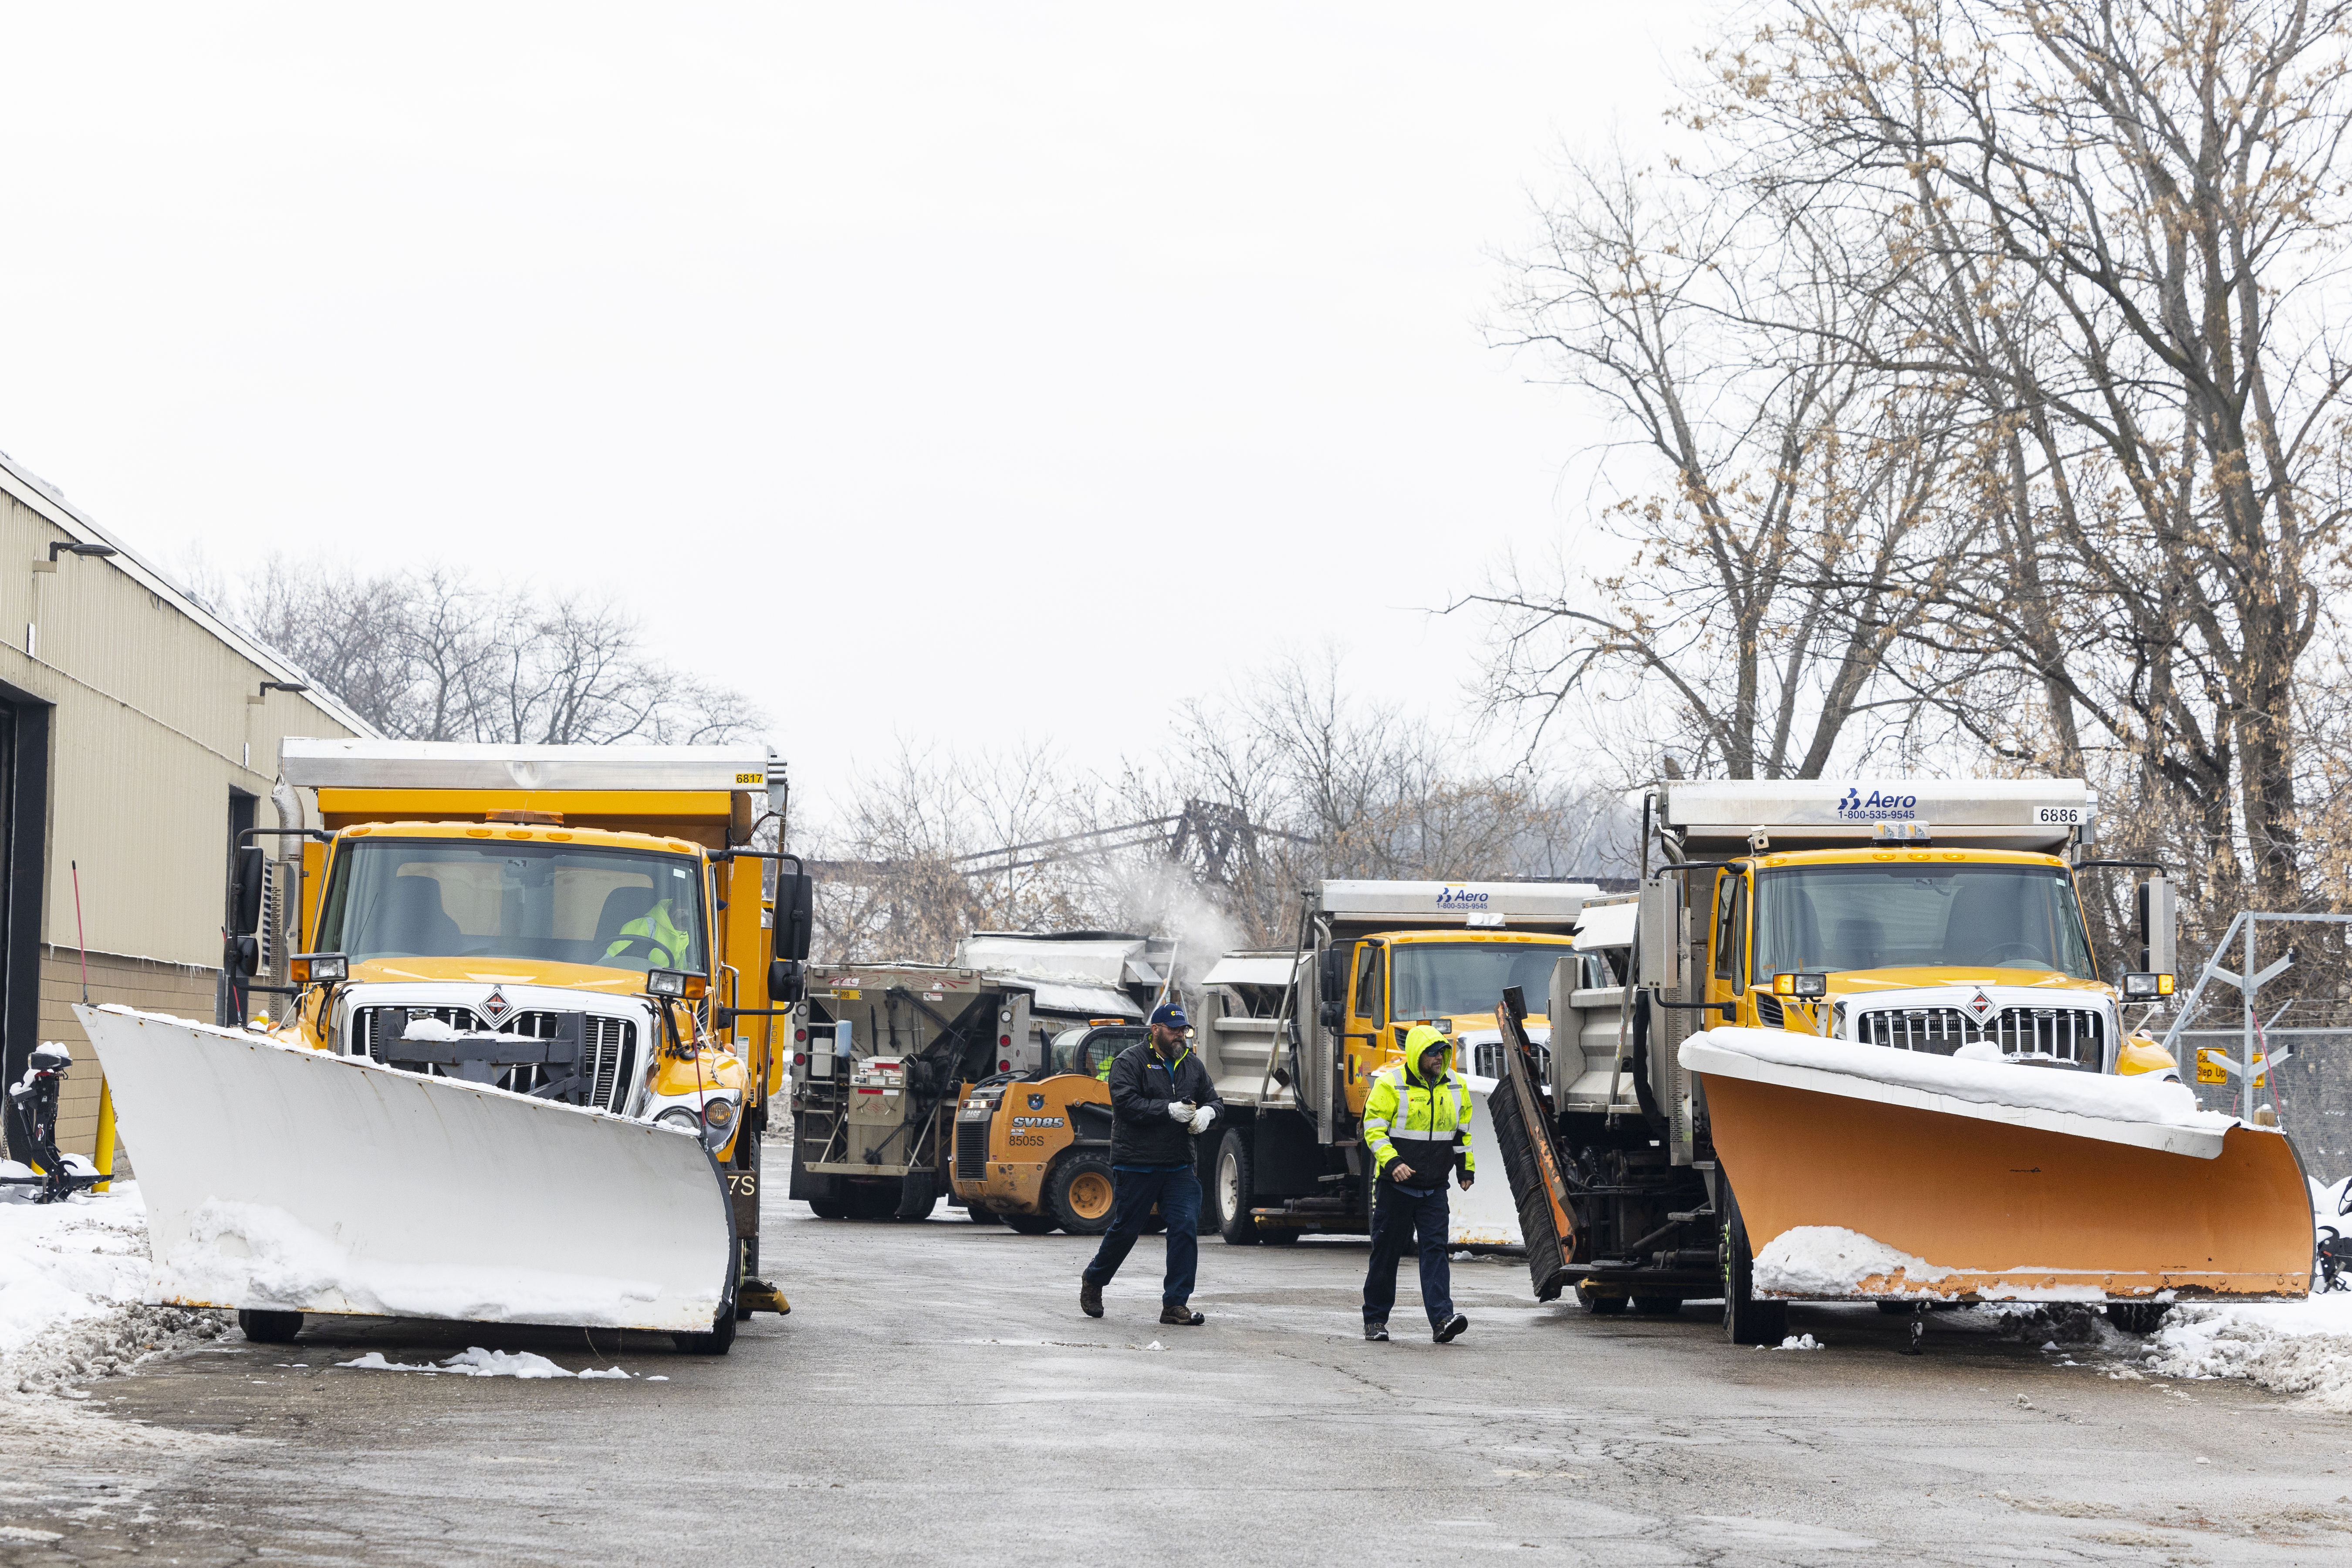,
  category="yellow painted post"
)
[92,1079,117,1193]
